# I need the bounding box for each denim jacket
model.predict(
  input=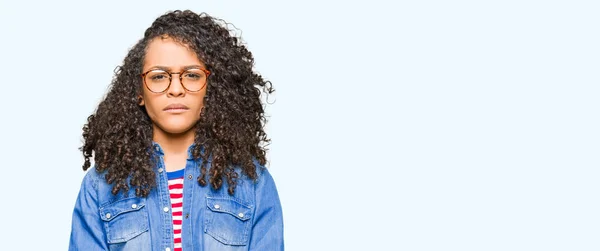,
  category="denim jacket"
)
[69,143,284,251]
